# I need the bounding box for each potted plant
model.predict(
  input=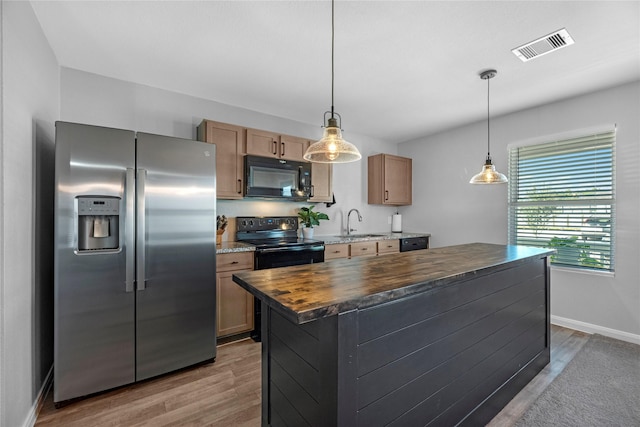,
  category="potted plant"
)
[298,205,329,239]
